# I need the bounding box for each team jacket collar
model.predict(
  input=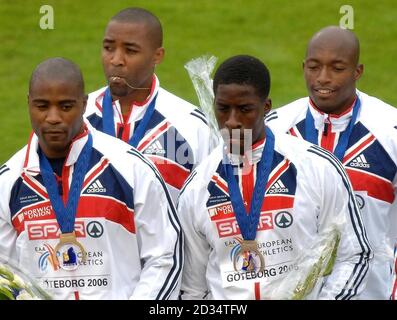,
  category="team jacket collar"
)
[308,95,358,132]
[95,75,159,120]
[226,137,266,166]
[23,124,90,176]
